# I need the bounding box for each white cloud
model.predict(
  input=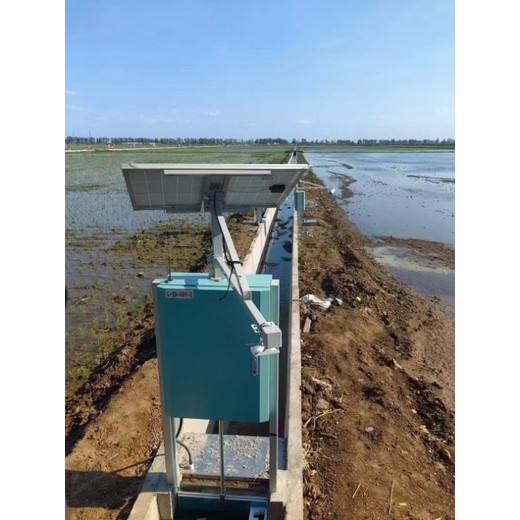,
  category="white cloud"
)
[367,115,388,120]
[140,115,158,125]
[65,90,76,96]
[297,119,310,125]
[208,110,220,116]
[66,105,86,111]
[138,114,176,125]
